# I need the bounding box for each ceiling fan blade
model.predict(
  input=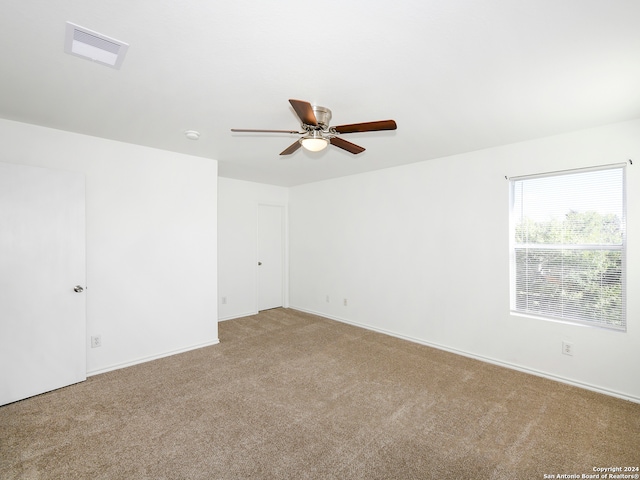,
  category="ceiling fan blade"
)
[333,120,397,134]
[289,99,318,126]
[280,141,302,155]
[231,128,301,134]
[330,137,365,154]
